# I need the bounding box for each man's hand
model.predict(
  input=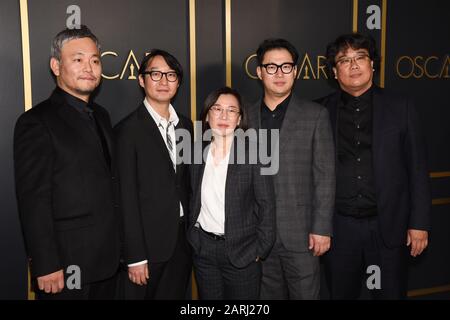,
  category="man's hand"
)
[37,269,64,294]
[309,234,331,256]
[128,263,149,285]
[407,229,428,257]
